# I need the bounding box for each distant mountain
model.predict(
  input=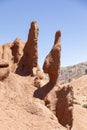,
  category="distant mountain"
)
[59,61,87,83]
